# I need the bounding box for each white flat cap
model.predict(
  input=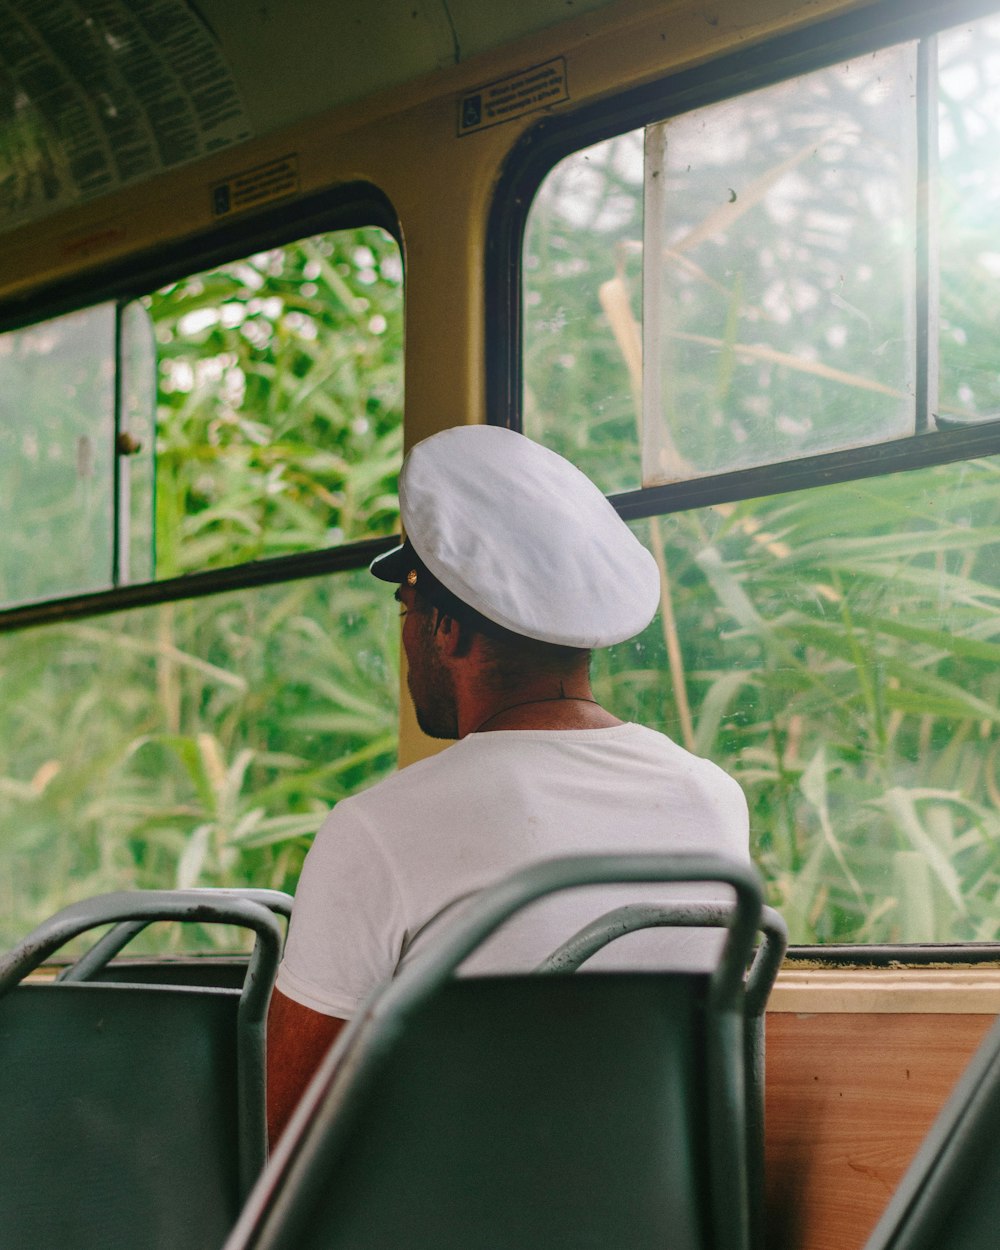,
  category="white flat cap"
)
[371,426,660,648]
